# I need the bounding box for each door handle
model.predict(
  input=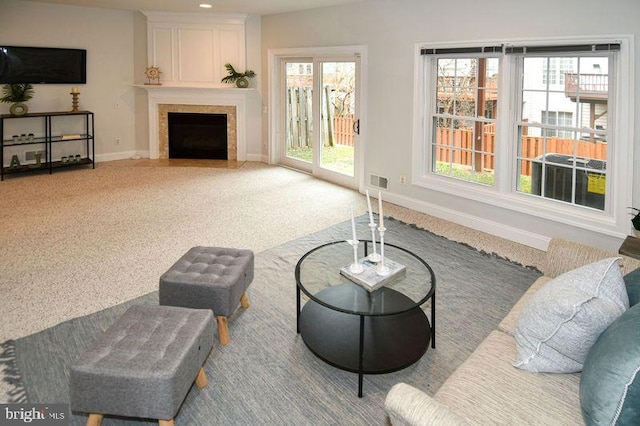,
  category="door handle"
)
[352,119,360,135]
